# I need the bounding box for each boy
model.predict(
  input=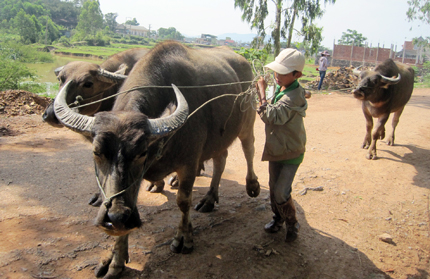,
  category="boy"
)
[255,48,308,242]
